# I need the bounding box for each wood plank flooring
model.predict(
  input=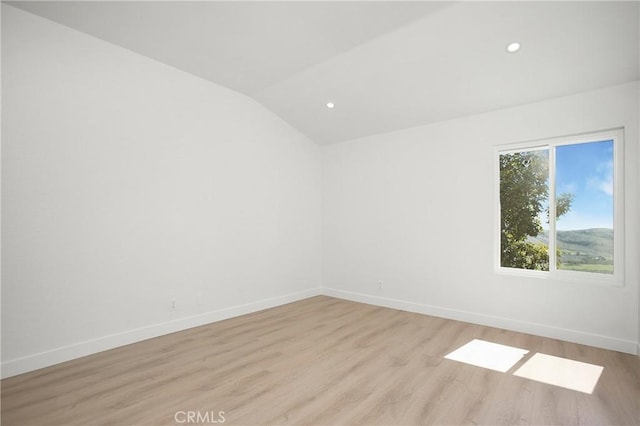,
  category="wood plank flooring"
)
[2,296,639,425]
